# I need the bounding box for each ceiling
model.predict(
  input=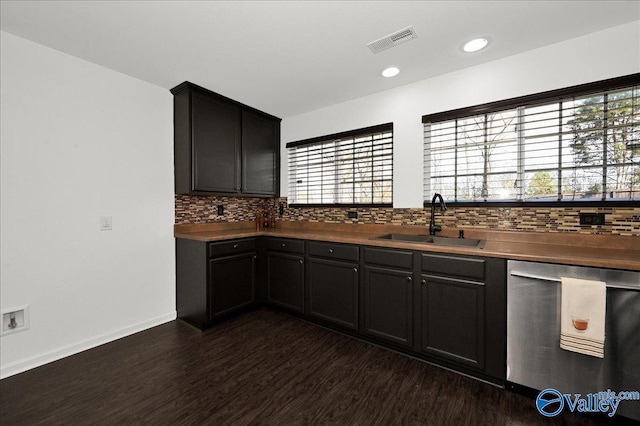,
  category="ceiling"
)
[1,1,638,118]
